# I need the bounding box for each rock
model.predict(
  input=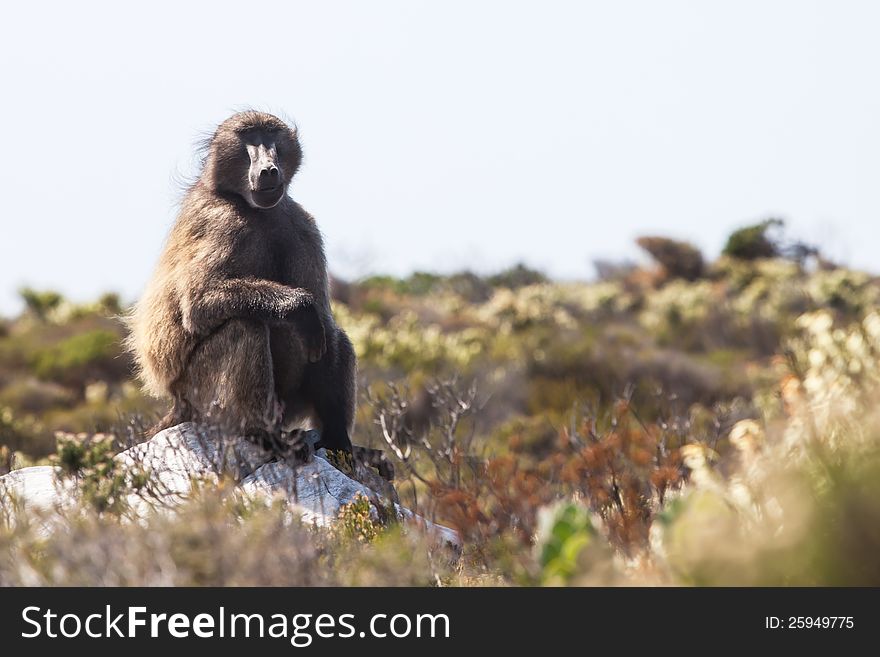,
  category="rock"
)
[0,465,78,535]
[0,423,461,552]
[0,465,76,510]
